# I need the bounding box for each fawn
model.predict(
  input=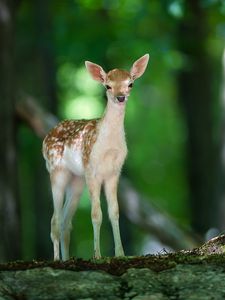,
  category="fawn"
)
[42,54,149,260]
